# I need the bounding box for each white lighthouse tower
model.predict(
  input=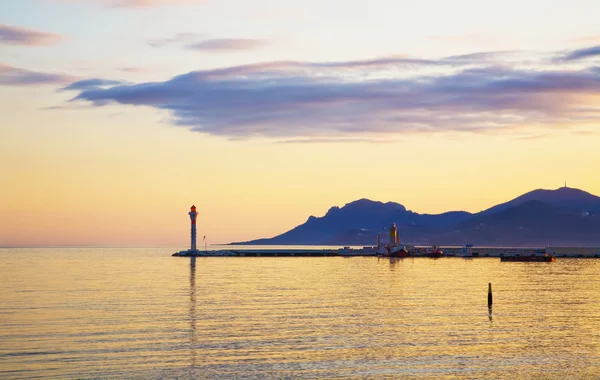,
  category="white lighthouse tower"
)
[189,205,198,251]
